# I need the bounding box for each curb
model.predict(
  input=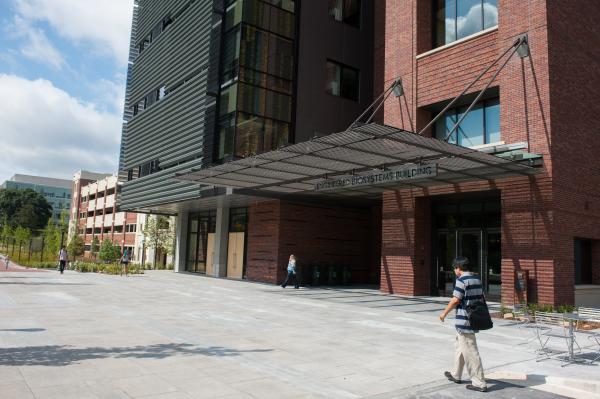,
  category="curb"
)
[487,371,600,399]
